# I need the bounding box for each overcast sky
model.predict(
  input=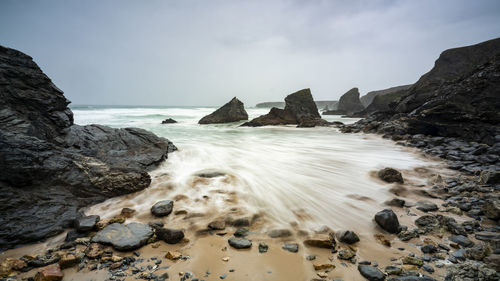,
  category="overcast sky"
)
[1,0,499,106]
